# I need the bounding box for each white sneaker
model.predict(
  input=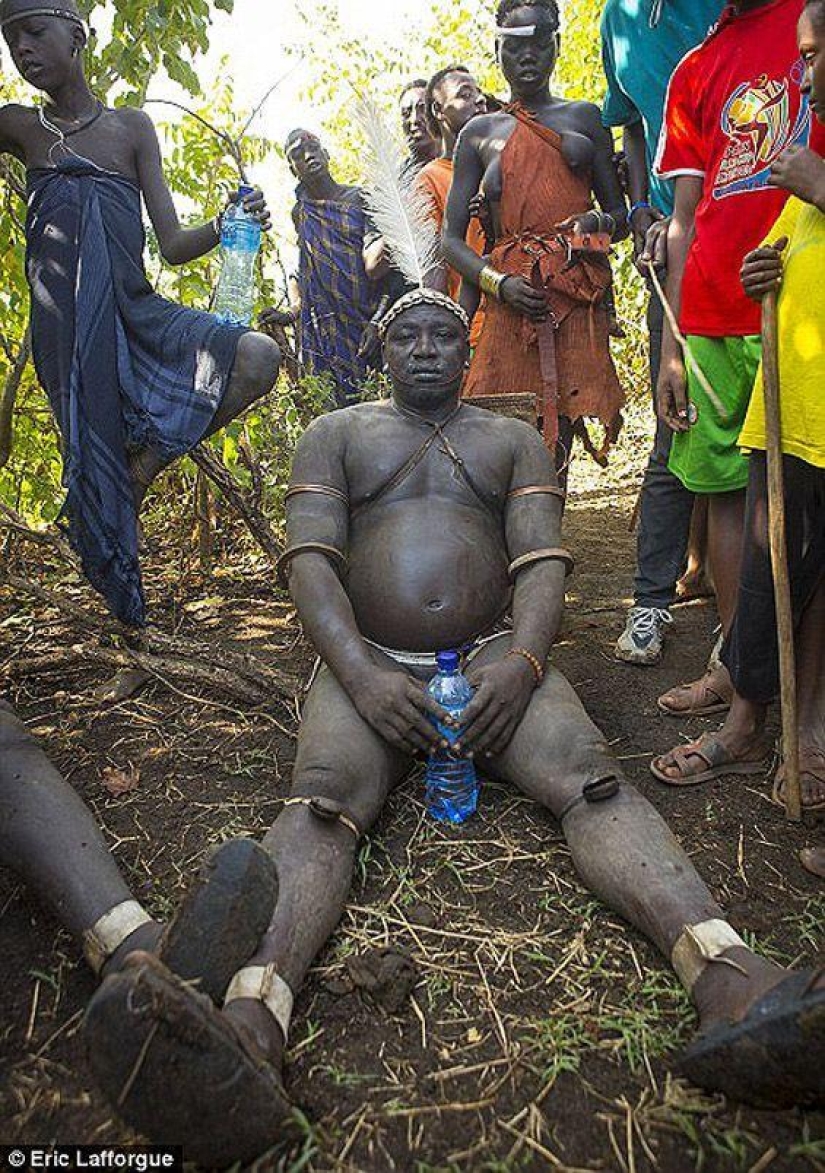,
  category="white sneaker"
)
[615,606,673,665]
